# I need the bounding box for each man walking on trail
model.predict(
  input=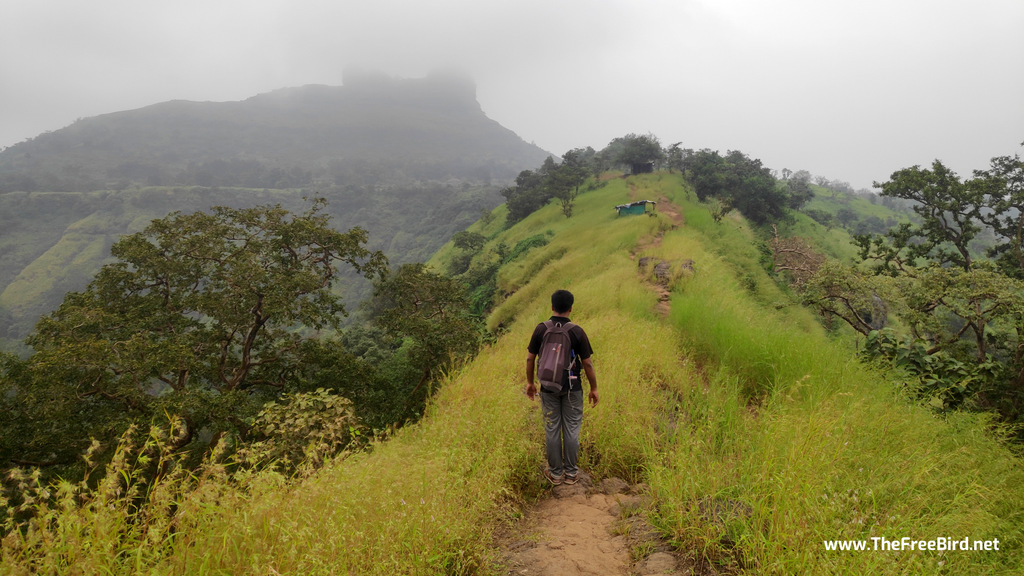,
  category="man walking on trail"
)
[525,289,599,486]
